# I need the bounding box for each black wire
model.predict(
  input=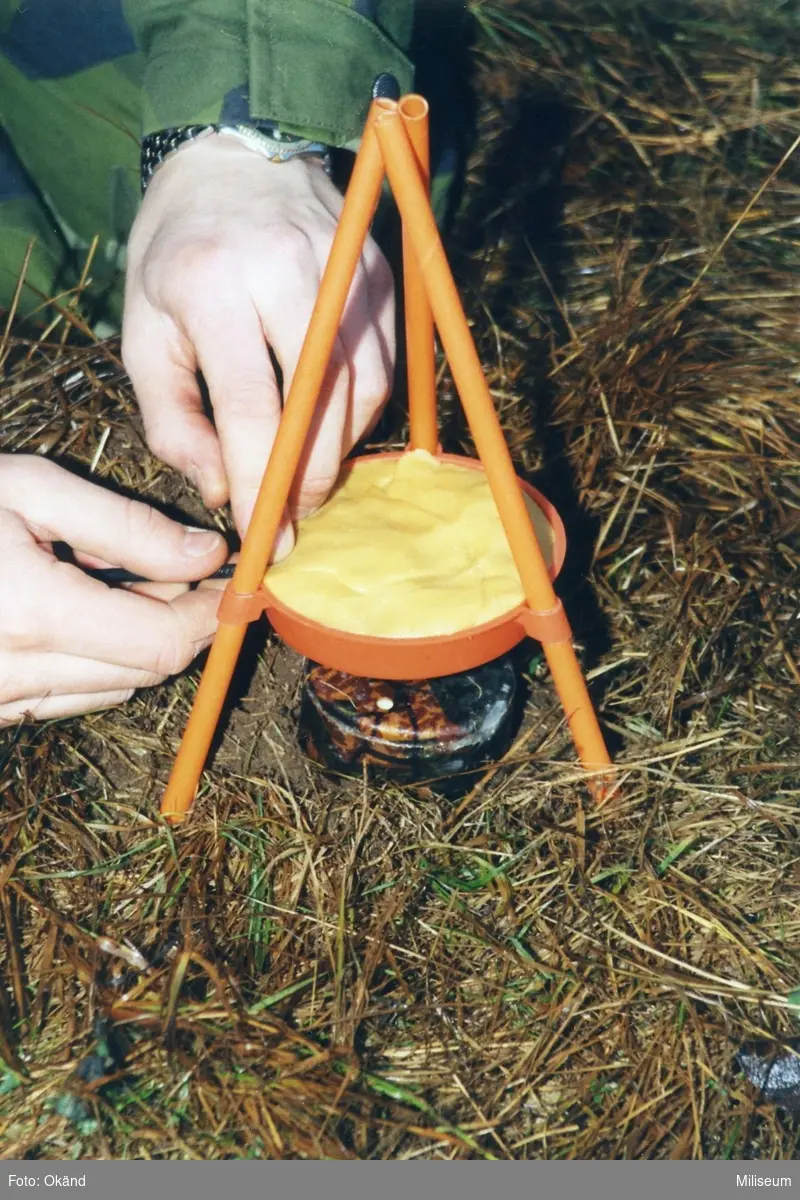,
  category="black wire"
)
[87,562,237,586]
